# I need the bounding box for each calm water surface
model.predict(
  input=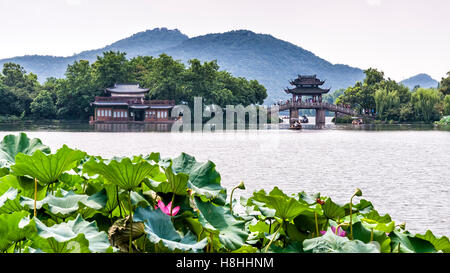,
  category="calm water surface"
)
[1,120,449,236]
